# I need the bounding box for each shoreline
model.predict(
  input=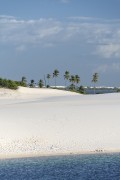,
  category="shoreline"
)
[0,87,120,160]
[0,150,120,160]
